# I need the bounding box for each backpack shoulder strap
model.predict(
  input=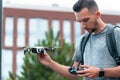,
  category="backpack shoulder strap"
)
[80,33,91,64]
[106,25,120,65]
